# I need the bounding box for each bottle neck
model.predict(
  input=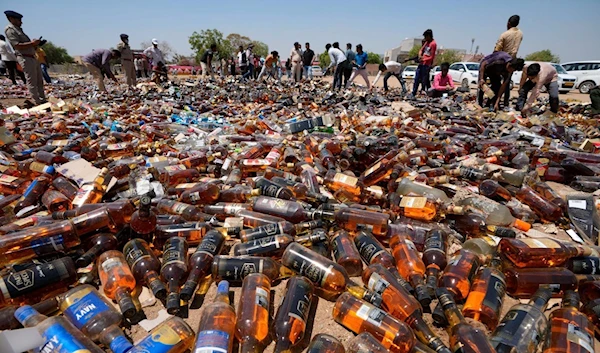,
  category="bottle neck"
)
[99,325,133,353]
[437,289,465,328]
[240,339,263,353]
[528,289,552,312]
